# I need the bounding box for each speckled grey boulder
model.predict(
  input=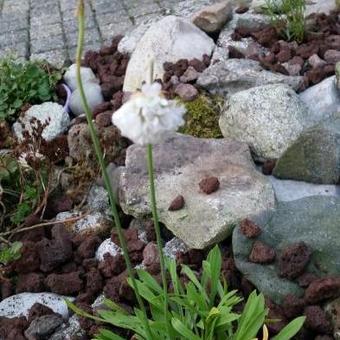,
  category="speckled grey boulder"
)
[197,59,303,96]
[0,292,72,319]
[233,196,340,304]
[299,76,340,122]
[13,102,70,142]
[118,134,275,249]
[219,84,310,160]
[273,115,340,184]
